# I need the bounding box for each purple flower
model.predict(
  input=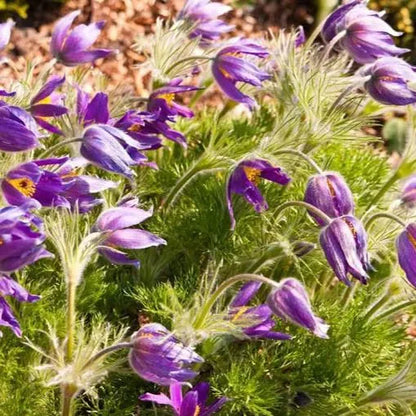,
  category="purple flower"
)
[267,278,329,339]
[76,89,110,126]
[401,175,416,207]
[94,202,166,267]
[320,215,370,286]
[0,203,52,273]
[1,157,116,212]
[30,76,68,134]
[322,2,408,64]
[396,223,416,287]
[227,159,291,230]
[0,104,41,152]
[359,57,416,105]
[212,39,270,109]
[51,10,113,67]
[140,381,227,415]
[80,124,152,178]
[0,19,14,51]
[178,0,233,43]
[147,79,200,147]
[295,26,306,48]
[230,281,291,340]
[0,275,40,337]
[129,323,204,385]
[304,172,354,226]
